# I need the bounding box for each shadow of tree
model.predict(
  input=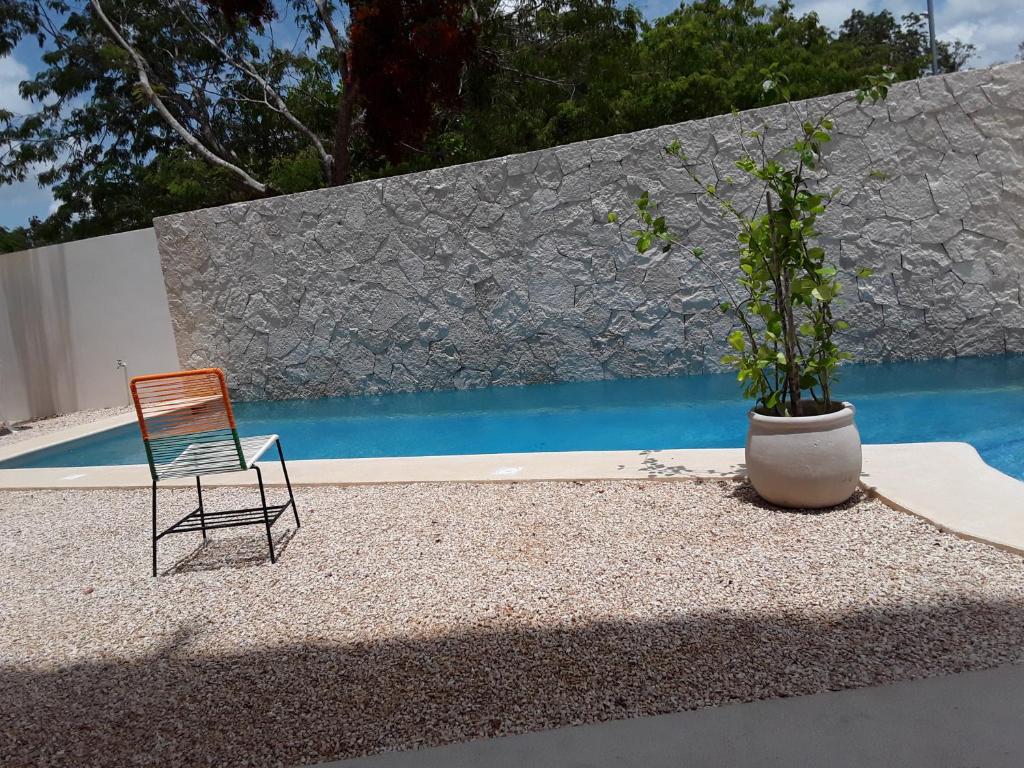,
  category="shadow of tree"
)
[618,450,747,479]
[3,598,1023,767]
